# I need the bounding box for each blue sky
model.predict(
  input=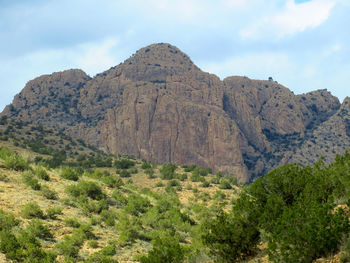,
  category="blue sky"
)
[1,0,349,111]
